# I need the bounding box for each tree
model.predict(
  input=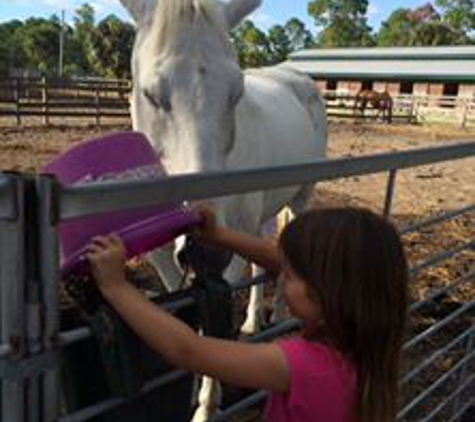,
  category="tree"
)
[267,25,291,64]
[243,21,270,67]
[19,17,62,75]
[284,18,314,51]
[88,15,135,78]
[308,0,375,47]
[266,19,314,64]
[0,20,26,76]
[436,0,475,38]
[231,20,270,68]
[230,22,249,66]
[376,3,470,46]
[0,43,8,78]
[376,9,415,46]
[72,3,96,74]
[414,20,469,45]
